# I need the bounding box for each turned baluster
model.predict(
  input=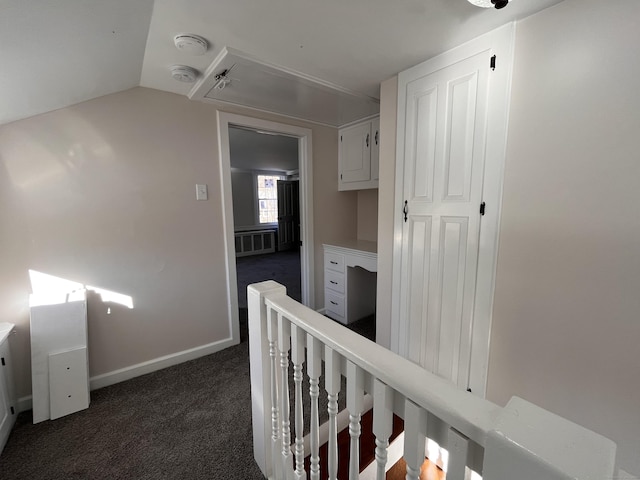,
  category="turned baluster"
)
[266,305,282,479]
[307,335,322,480]
[291,324,306,480]
[325,346,341,480]
[373,379,393,480]
[277,313,293,476]
[346,361,364,480]
[404,399,427,480]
